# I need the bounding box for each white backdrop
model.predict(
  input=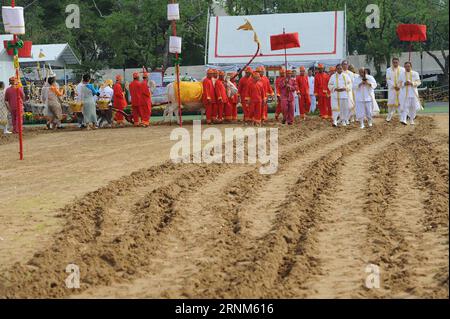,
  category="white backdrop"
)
[207,11,346,66]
